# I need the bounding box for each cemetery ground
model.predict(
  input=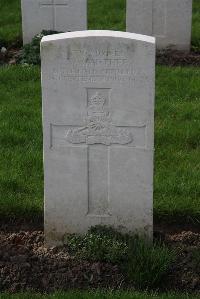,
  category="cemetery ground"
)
[0,0,200,298]
[0,293,199,299]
